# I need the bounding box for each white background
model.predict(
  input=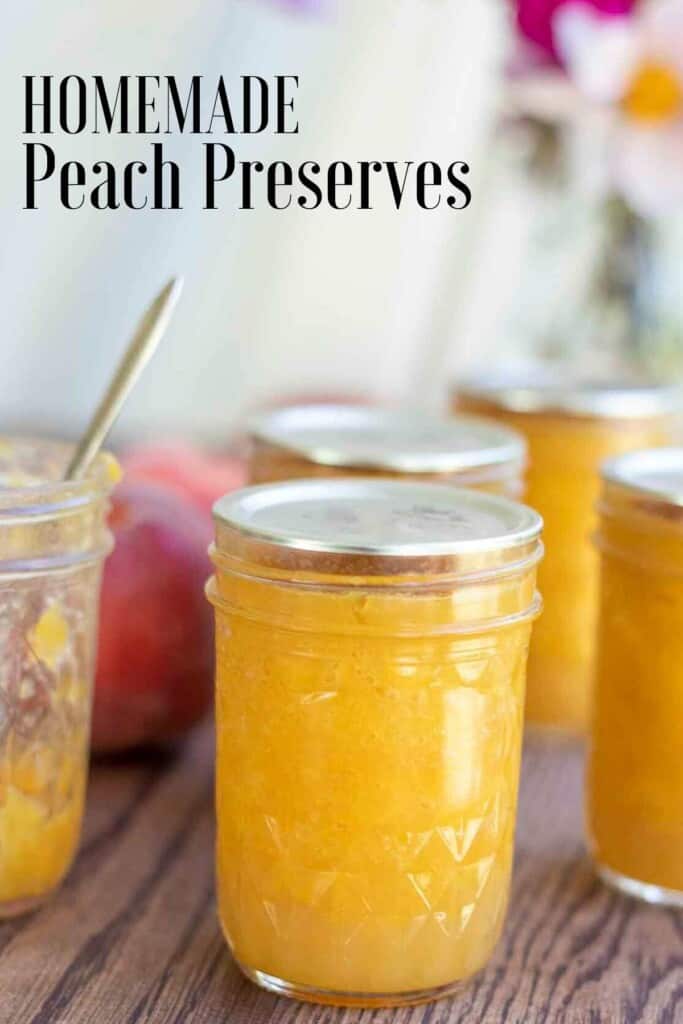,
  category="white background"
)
[0,0,507,444]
